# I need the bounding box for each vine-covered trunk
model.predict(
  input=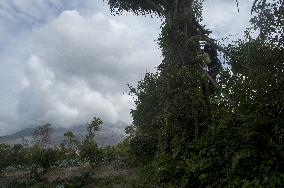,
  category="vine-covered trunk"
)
[157,0,209,152]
